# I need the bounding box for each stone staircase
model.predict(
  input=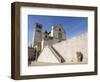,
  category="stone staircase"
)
[48,46,65,63]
